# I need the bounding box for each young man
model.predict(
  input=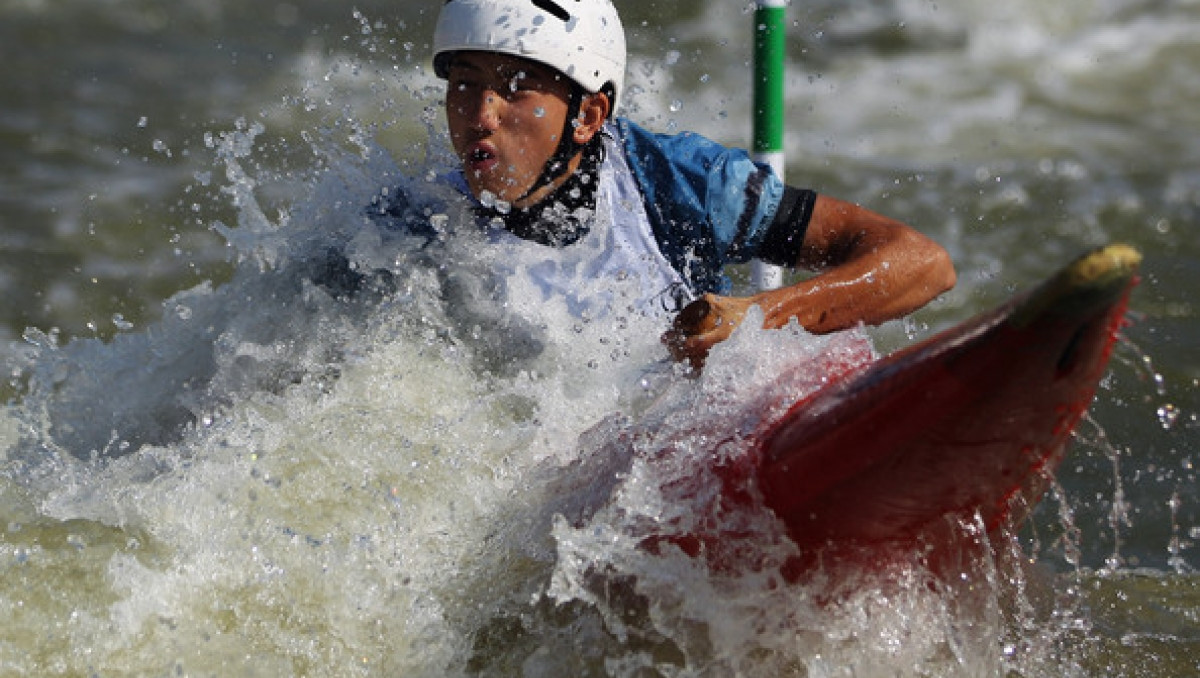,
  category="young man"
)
[430,0,956,367]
